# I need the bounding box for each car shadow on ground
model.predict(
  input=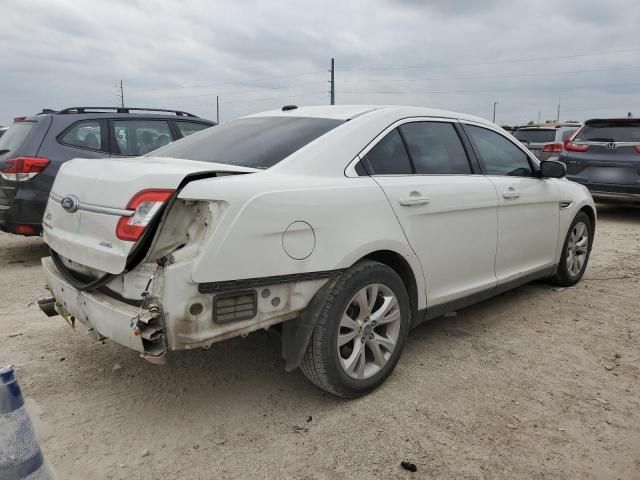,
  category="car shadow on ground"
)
[0,235,48,267]
[52,280,545,421]
[595,203,640,224]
